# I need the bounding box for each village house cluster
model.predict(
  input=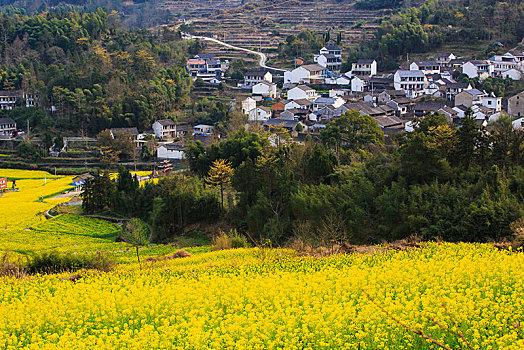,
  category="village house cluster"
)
[236,45,524,141]
[2,45,523,161]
